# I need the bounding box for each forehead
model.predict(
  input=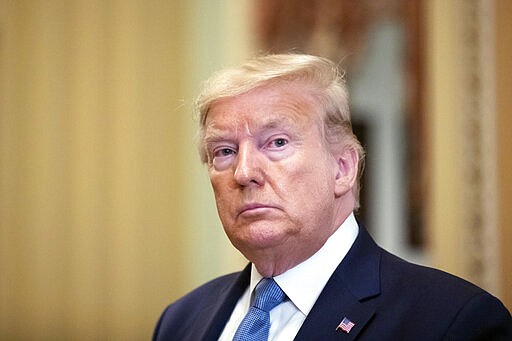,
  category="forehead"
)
[205,83,322,133]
